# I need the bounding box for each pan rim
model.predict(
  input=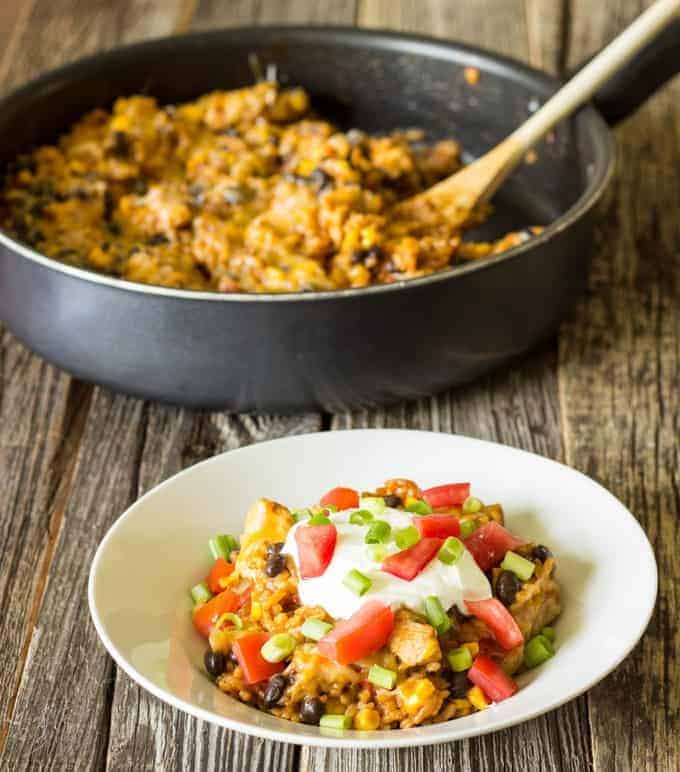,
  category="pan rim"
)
[0,24,616,303]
